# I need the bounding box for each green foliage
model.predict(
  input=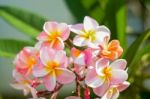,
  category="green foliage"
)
[123,29,150,68]
[0,39,33,58]
[65,0,127,48]
[0,6,46,38]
